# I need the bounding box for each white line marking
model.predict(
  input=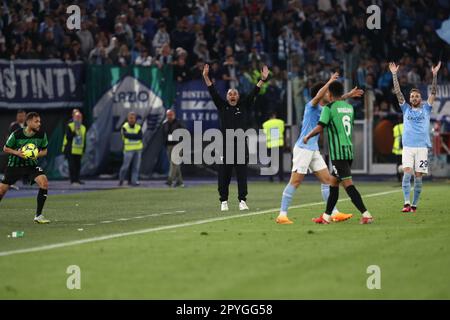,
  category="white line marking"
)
[85,210,187,226]
[0,190,399,257]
